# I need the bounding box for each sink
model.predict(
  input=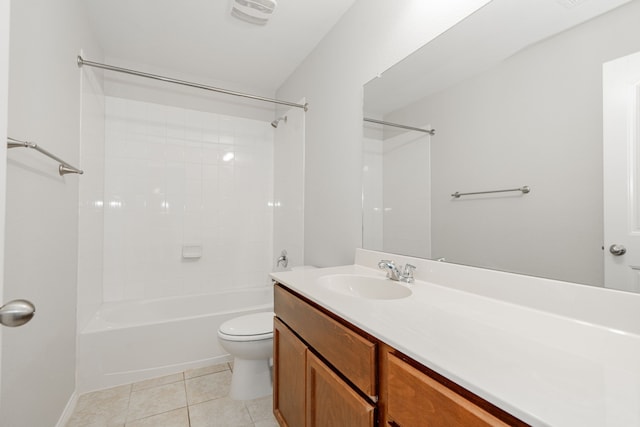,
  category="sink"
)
[318,274,412,300]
